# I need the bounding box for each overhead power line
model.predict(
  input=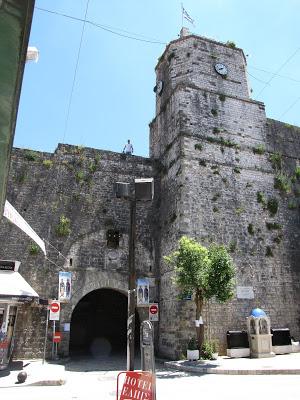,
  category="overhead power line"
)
[62,0,90,143]
[35,6,167,45]
[280,97,300,119]
[256,47,300,97]
[247,71,269,85]
[249,65,300,84]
